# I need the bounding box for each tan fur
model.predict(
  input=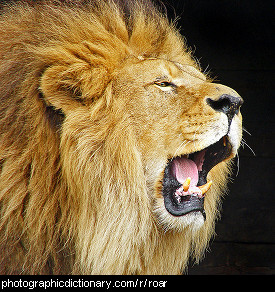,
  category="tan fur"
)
[0,0,242,274]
